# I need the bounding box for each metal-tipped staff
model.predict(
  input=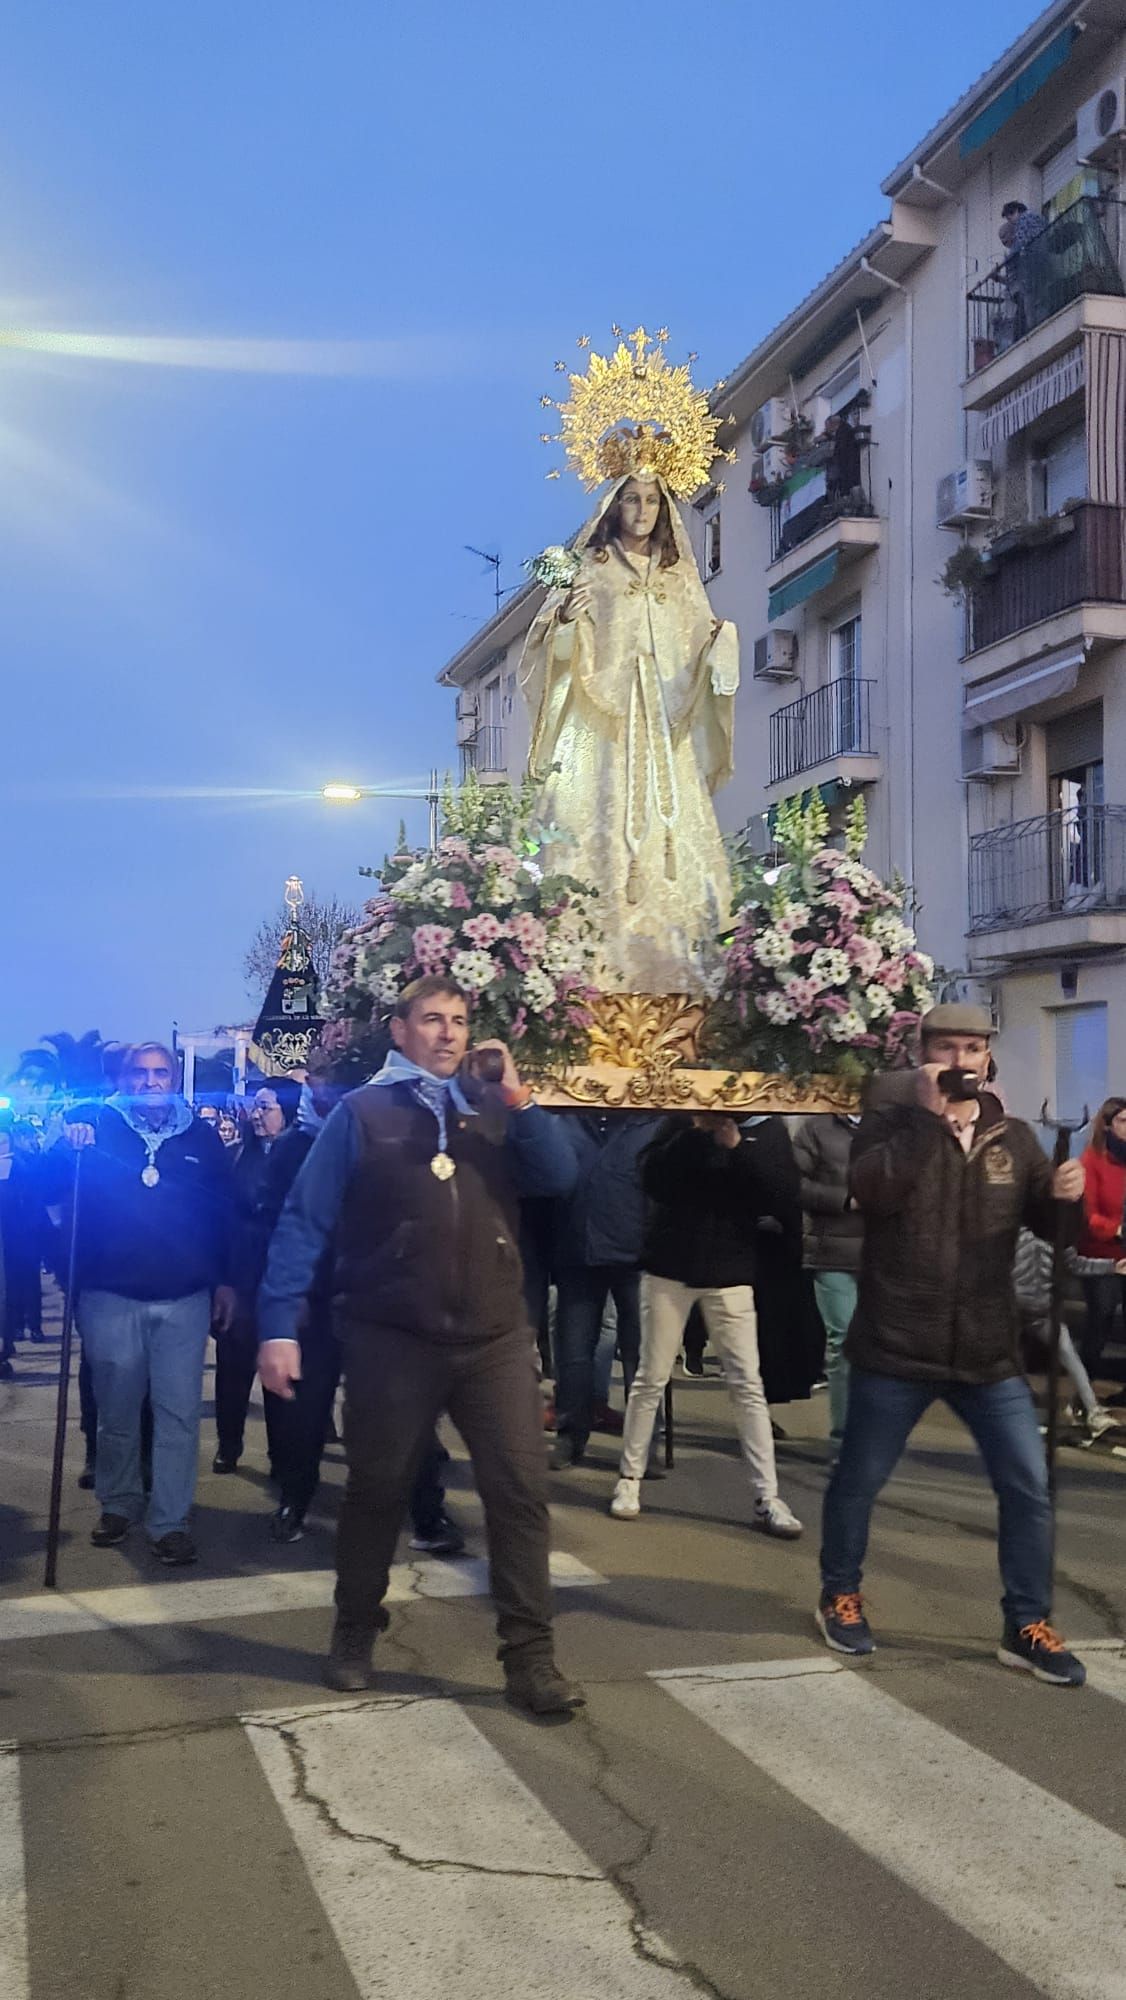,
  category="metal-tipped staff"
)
[1038,1101,1089,1506]
[44,1149,82,1589]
